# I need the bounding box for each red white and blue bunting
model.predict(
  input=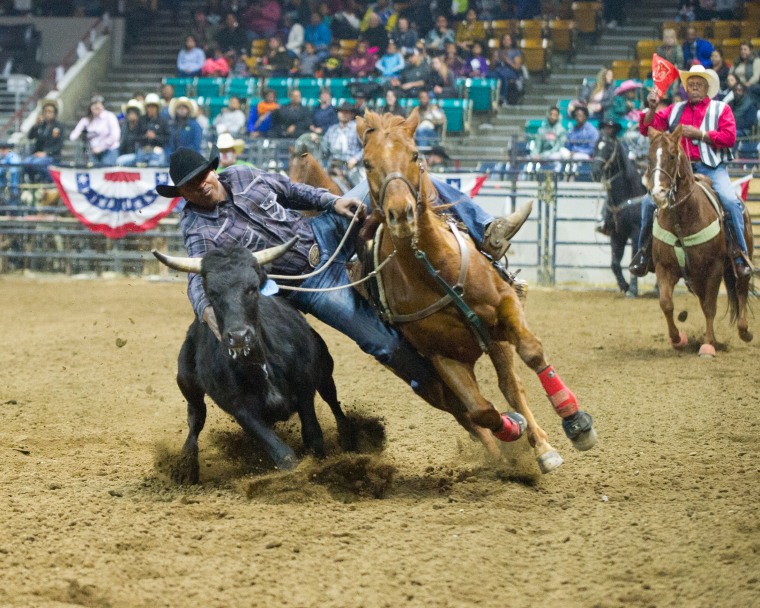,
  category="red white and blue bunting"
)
[50,167,180,238]
[437,173,488,199]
